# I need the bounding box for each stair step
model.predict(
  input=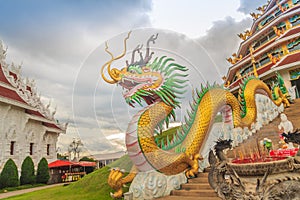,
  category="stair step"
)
[171,189,218,197]
[228,99,300,159]
[181,183,213,190]
[159,100,300,200]
[188,177,208,183]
